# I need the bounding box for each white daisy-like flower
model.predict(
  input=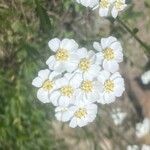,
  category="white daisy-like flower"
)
[111,0,127,18]
[111,108,126,125]
[50,73,83,107]
[127,145,139,150]
[55,106,74,122]
[32,69,61,103]
[97,70,125,104]
[93,36,123,73]
[141,70,150,85]
[95,0,114,17]
[69,101,98,128]
[76,0,99,8]
[75,48,101,80]
[46,38,79,73]
[75,78,102,103]
[142,145,150,150]
[136,118,150,138]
